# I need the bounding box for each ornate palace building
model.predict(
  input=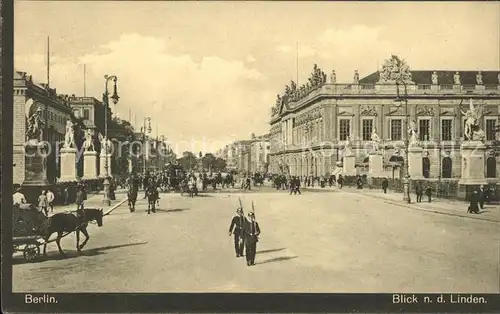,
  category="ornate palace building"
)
[268,56,500,191]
